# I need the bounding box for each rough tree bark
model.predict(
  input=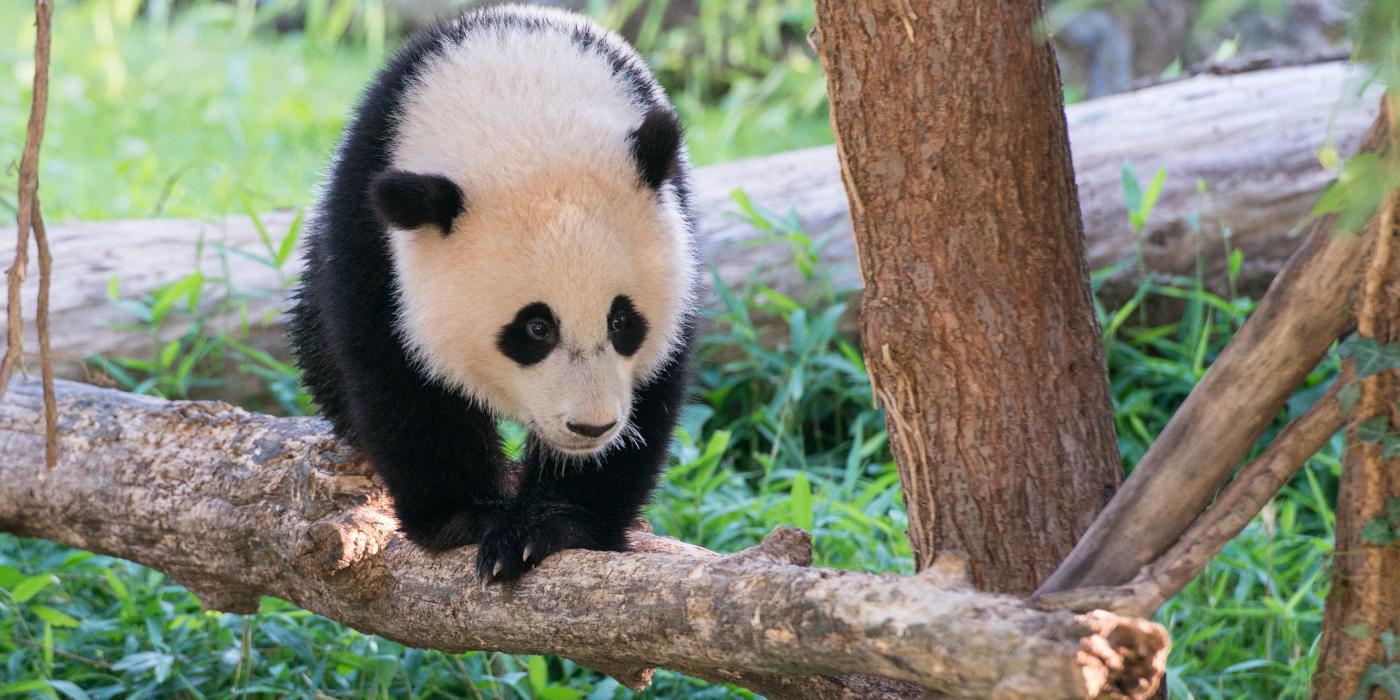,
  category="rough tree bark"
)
[811,0,1122,594]
[0,379,1170,700]
[9,62,1379,386]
